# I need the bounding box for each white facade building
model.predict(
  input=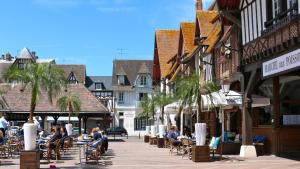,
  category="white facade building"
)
[112,60,153,136]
